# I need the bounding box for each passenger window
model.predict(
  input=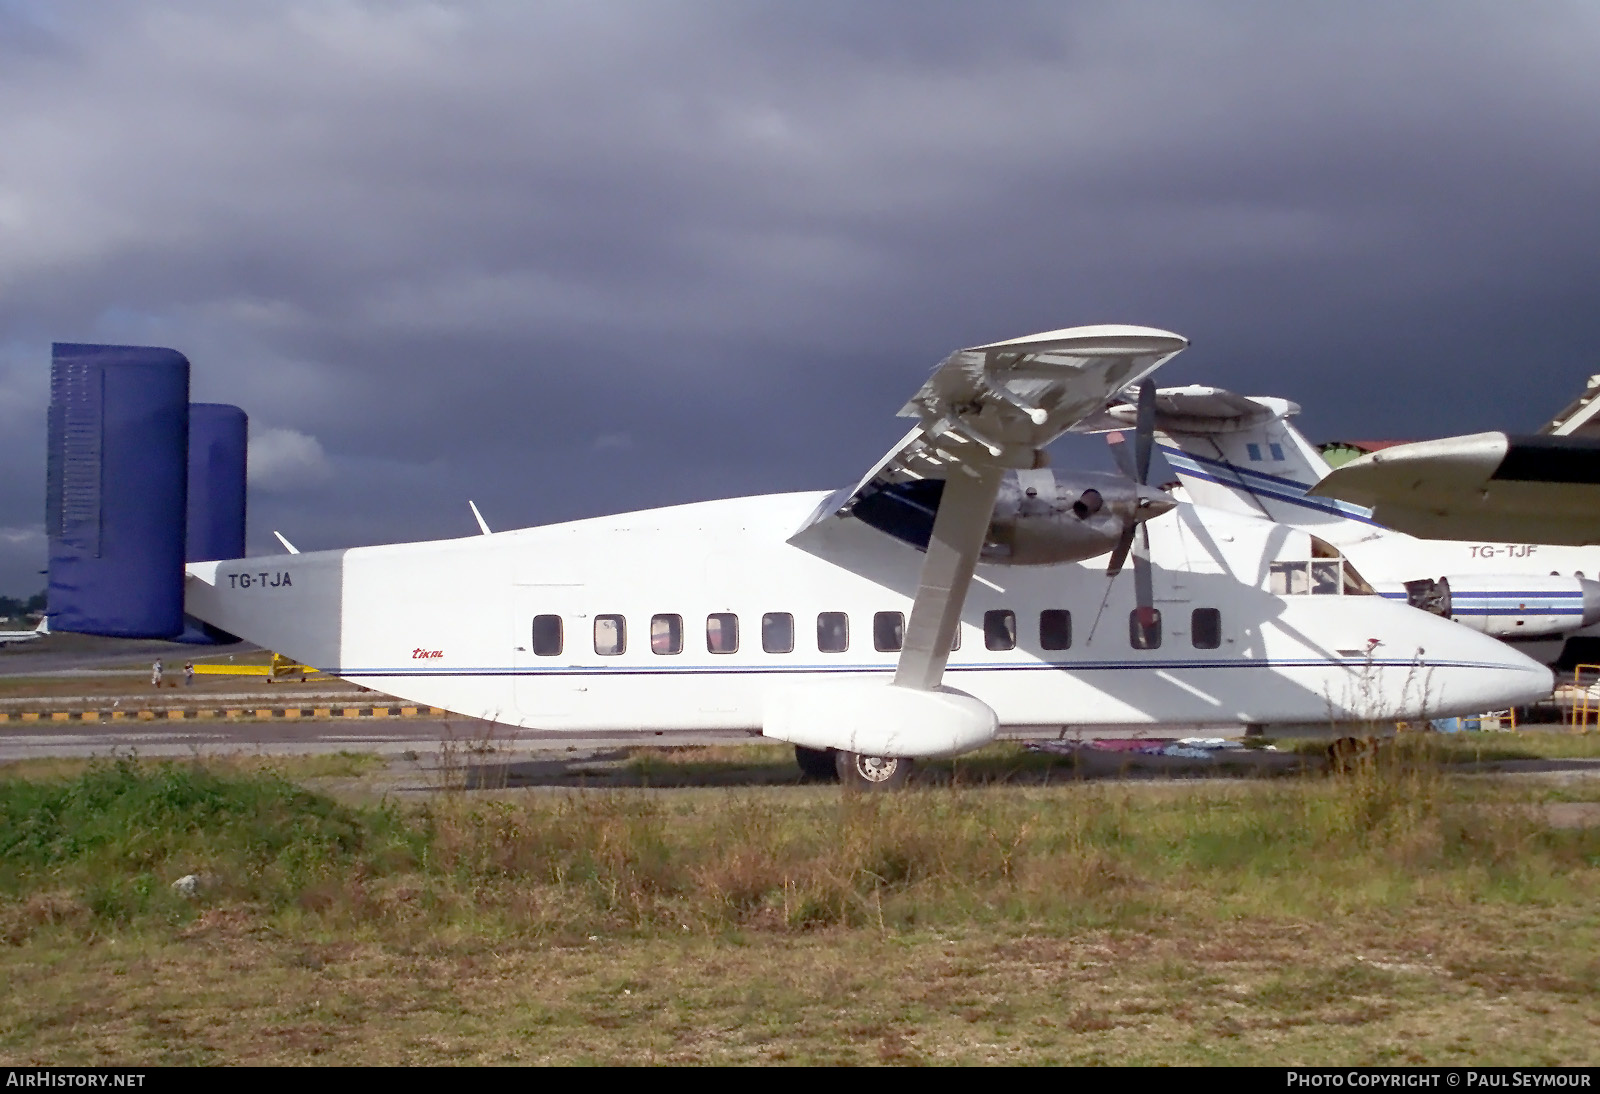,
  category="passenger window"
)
[594,614,626,656]
[818,612,849,653]
[1039,609,1072,650]
[762,612,794,654]
[1191,607,1221,649]
[873,611,904,653]
[532,614,563,657]
[650,614,682,655]
[1310,560,1340,595]
[1269,561,1309,596]
[984,609,1017,652]
[1130,608,1163,650]
[707,613,739,654]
